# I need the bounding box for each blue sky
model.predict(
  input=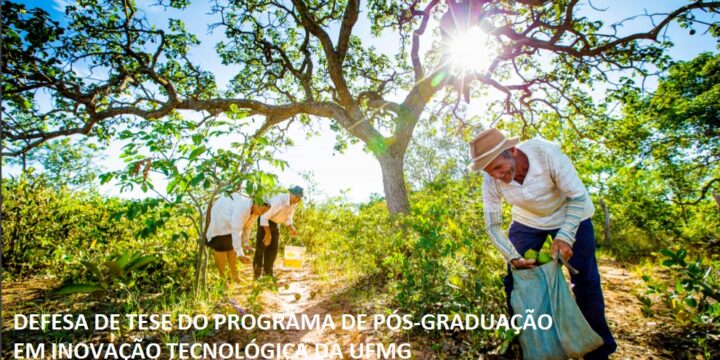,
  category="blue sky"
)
[8,0,719,202]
